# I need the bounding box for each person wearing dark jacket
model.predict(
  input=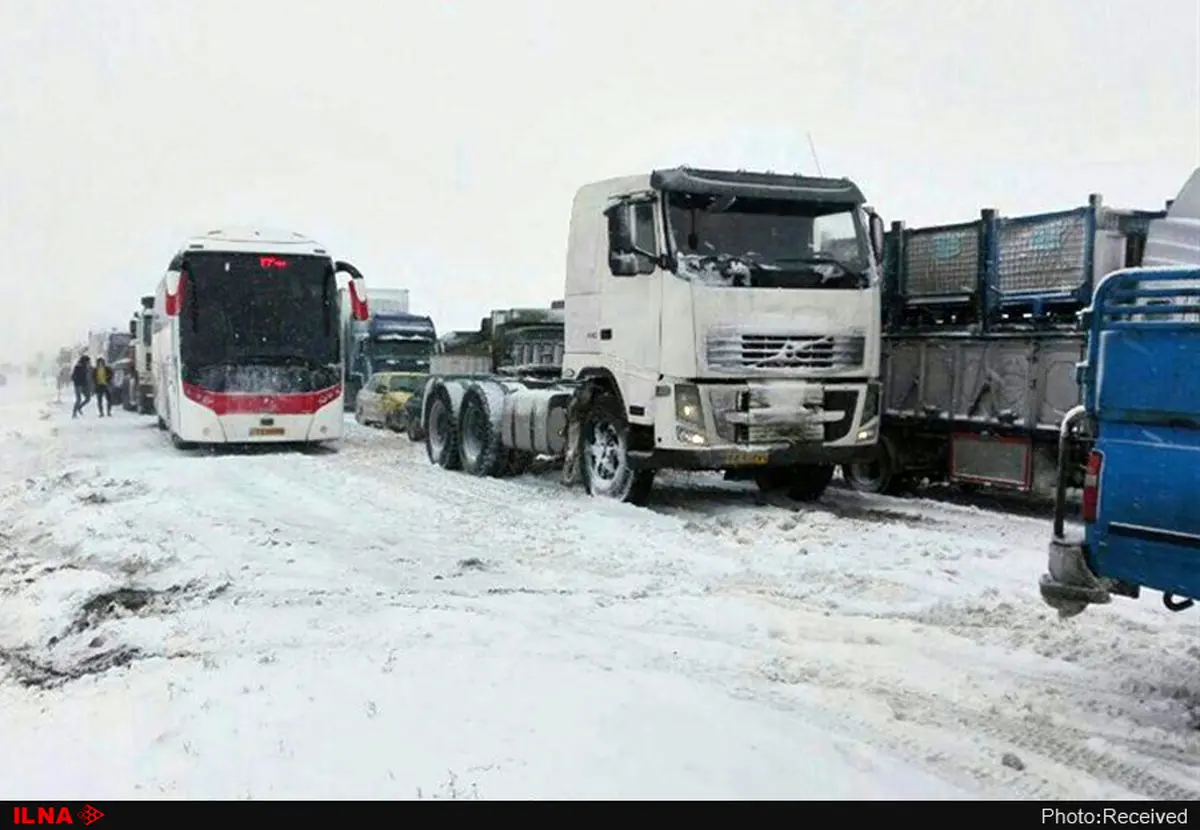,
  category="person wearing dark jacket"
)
[70,355,92,418]
[93,358,113,417]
